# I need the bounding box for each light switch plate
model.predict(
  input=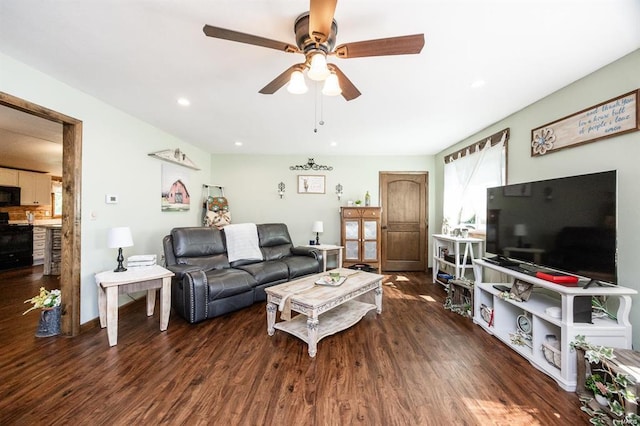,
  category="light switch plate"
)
[105,194,118,204]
